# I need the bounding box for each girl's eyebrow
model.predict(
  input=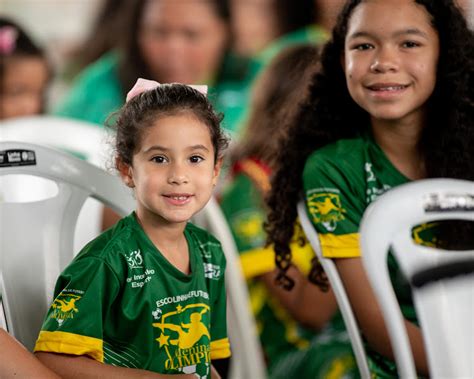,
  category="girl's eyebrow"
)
[189,144,210,152]
[143,145,168,153]
[143,145,210,153]
[348,28,429,40]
